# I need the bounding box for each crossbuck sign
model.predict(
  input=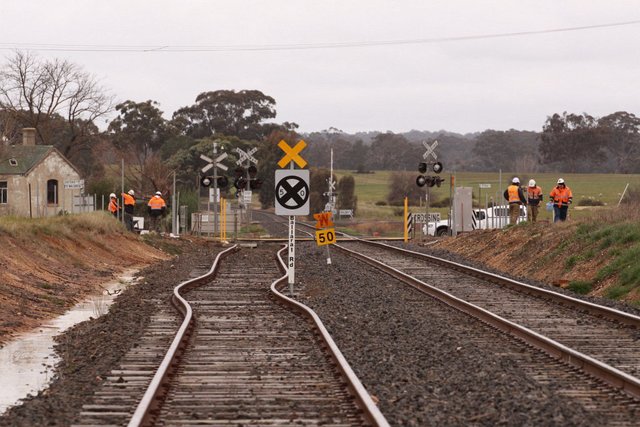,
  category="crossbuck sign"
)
[422,140,438,160]
[235,147,258,165]
[200,152,228,172]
